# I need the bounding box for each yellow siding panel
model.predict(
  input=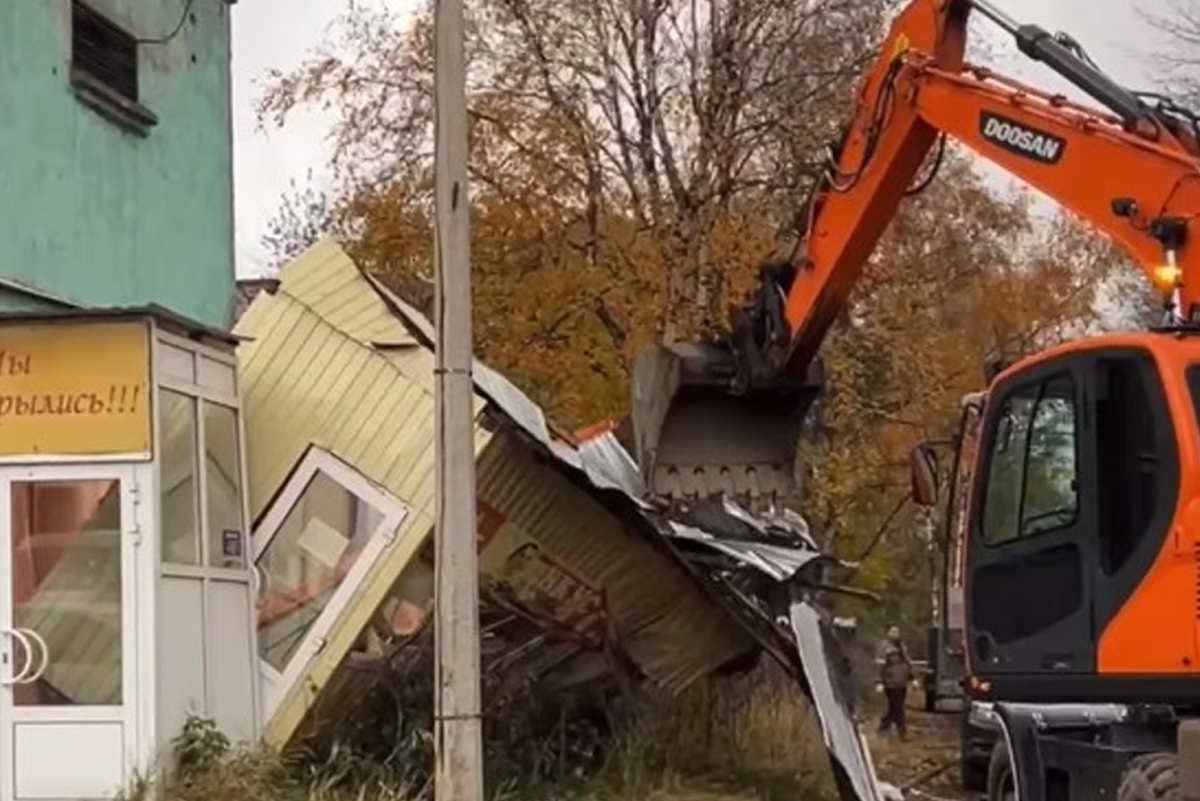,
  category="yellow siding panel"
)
[277,238,417,347]
[341,380,423,473]
[237,274,493,746]
[384,348,436,394]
